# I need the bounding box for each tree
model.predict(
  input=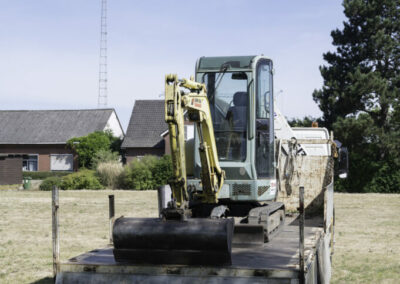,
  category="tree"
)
[287,116,322,128]
[313,0,400,192]
[67,131,122,169]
